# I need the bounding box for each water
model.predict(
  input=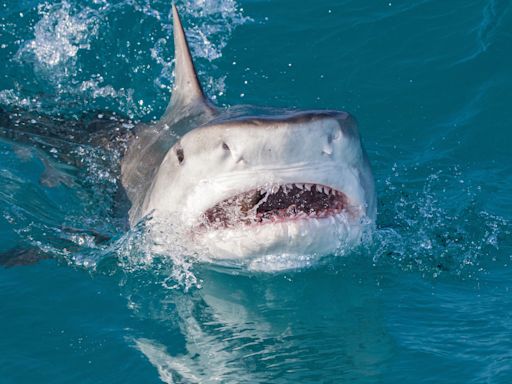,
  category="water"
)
[1,0,511,382]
